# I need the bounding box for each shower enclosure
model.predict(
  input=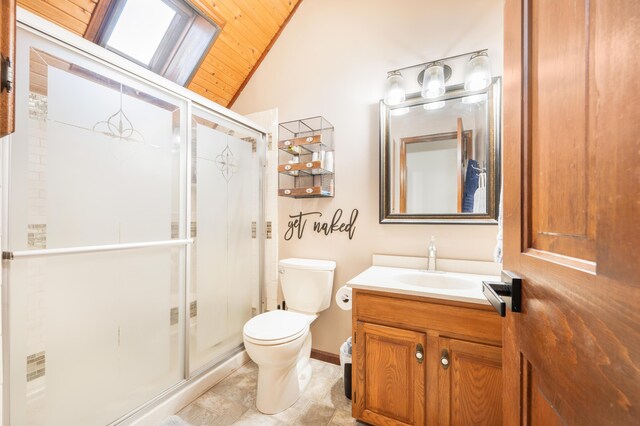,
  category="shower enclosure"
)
[2,11,265,425]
